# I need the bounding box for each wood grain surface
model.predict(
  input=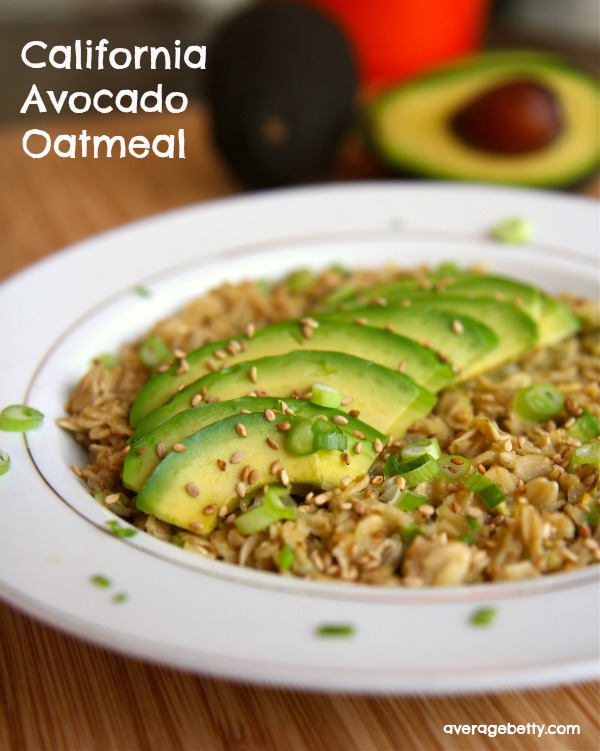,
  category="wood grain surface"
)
[0,105,598,751]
